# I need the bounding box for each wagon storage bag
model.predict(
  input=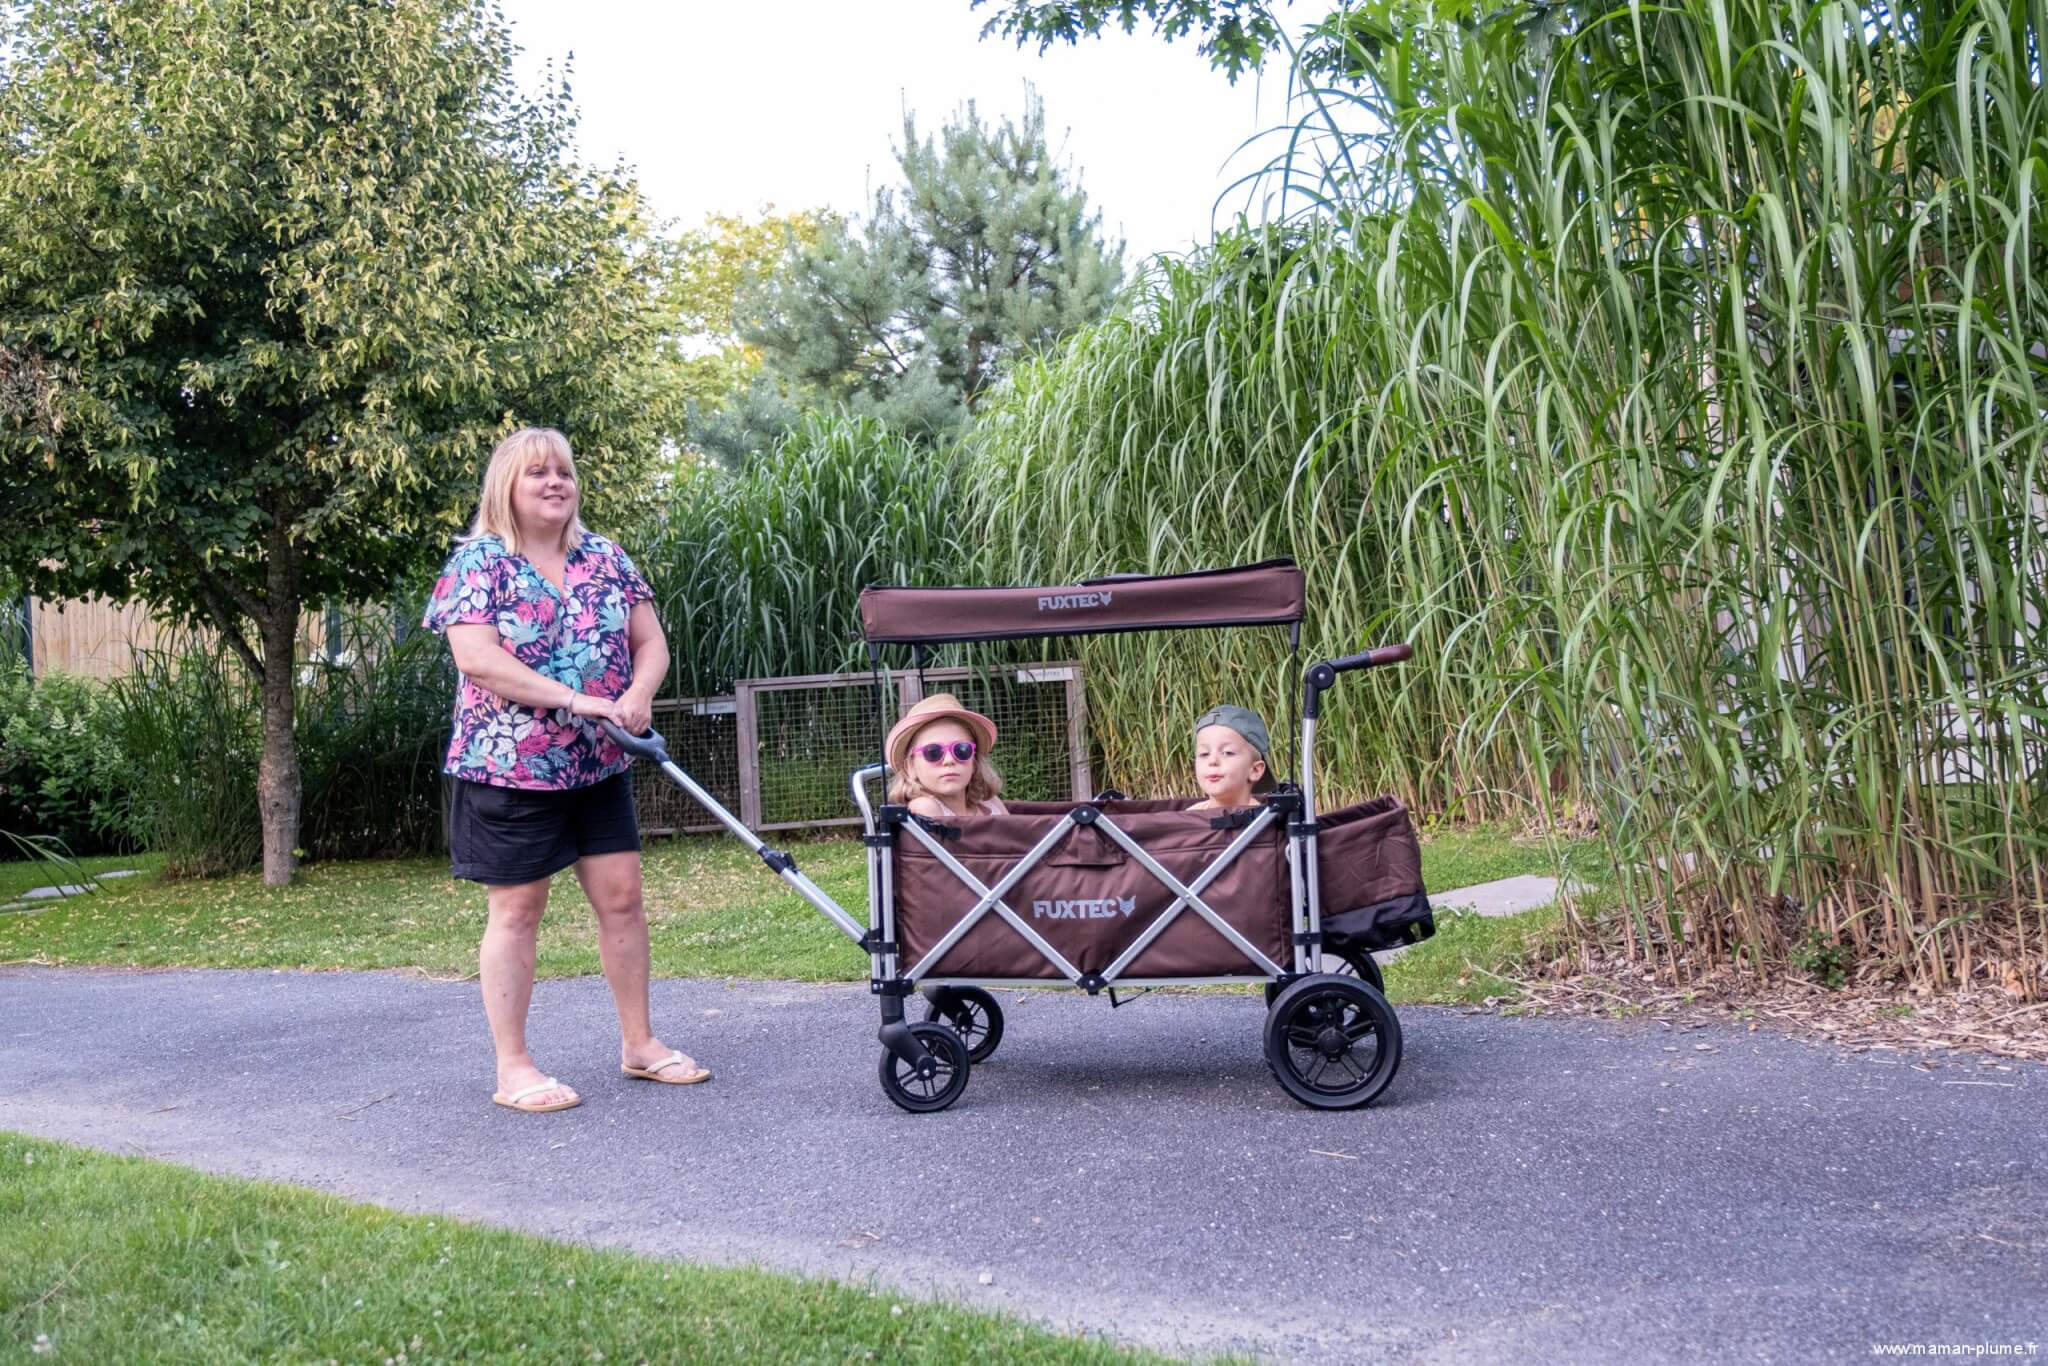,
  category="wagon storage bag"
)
[892,799,1291,979]
[1315,795,1434,951]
